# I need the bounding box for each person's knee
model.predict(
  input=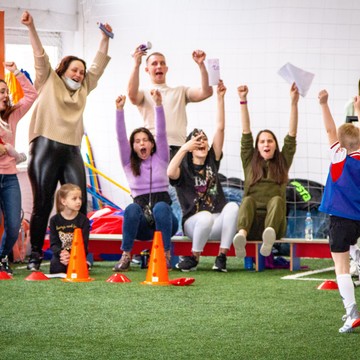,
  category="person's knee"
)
[124,203,142,220]
[153,202,170,216]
